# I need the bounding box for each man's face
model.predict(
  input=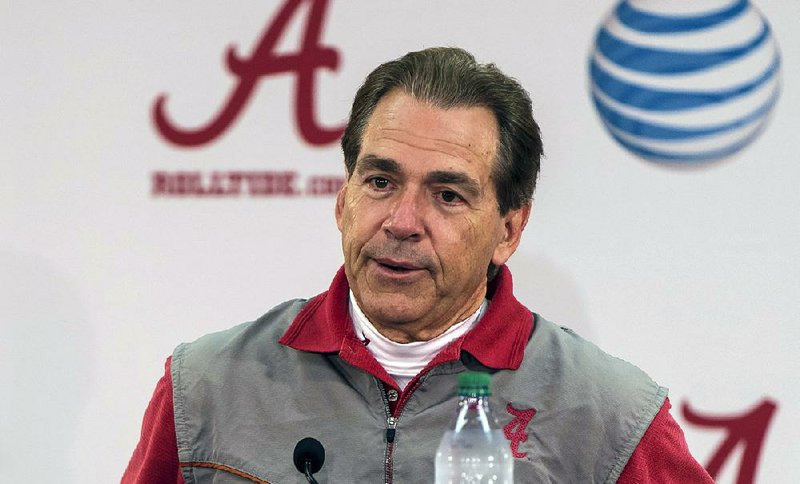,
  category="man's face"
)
[336,89,529,342]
